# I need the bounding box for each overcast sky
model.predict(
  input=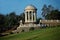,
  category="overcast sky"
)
[0,0,60,18]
